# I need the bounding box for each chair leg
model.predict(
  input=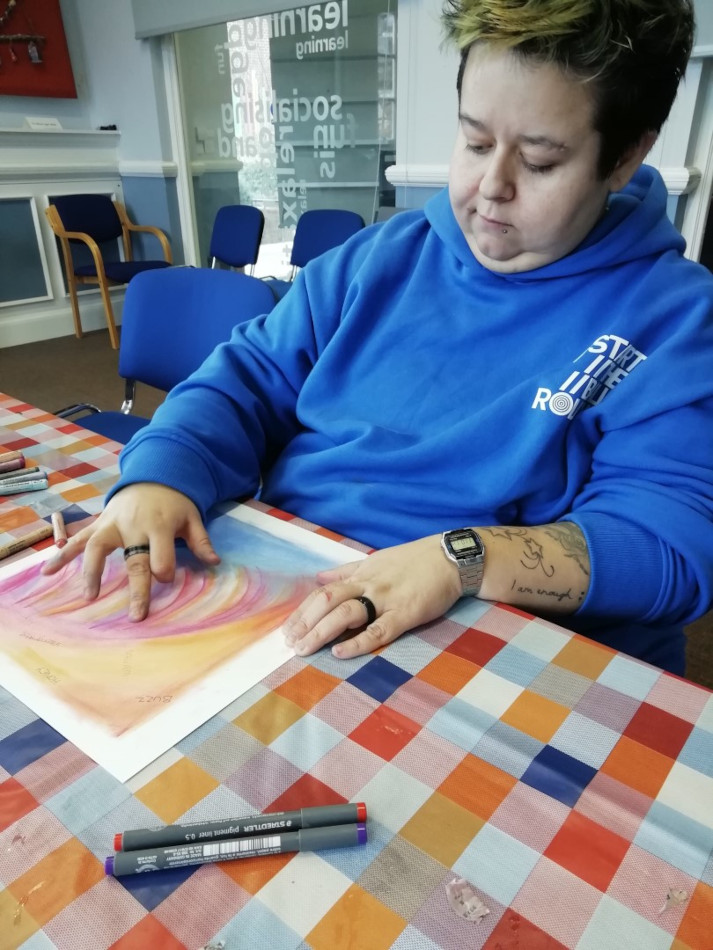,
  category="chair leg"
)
[65,276,84,340]
[98,281,120,349]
